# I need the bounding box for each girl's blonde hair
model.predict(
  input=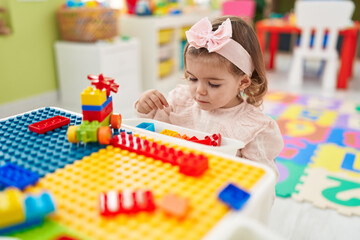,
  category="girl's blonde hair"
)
[183,16,267,107]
